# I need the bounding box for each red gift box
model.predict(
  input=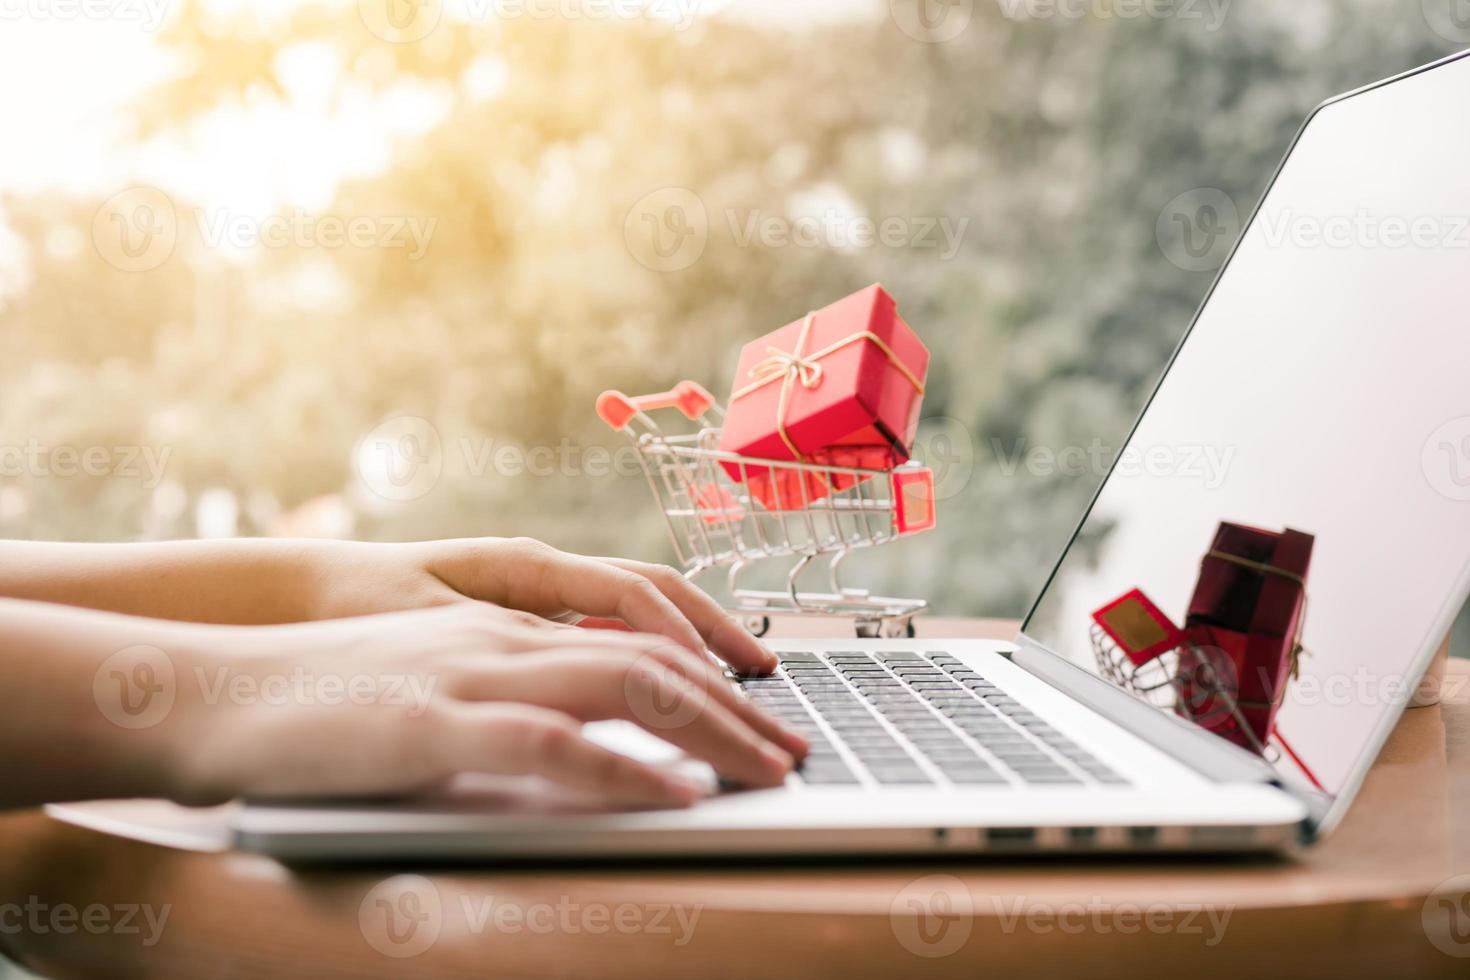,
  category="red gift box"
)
[717,284,929,509]
[1176,523,1314,750]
